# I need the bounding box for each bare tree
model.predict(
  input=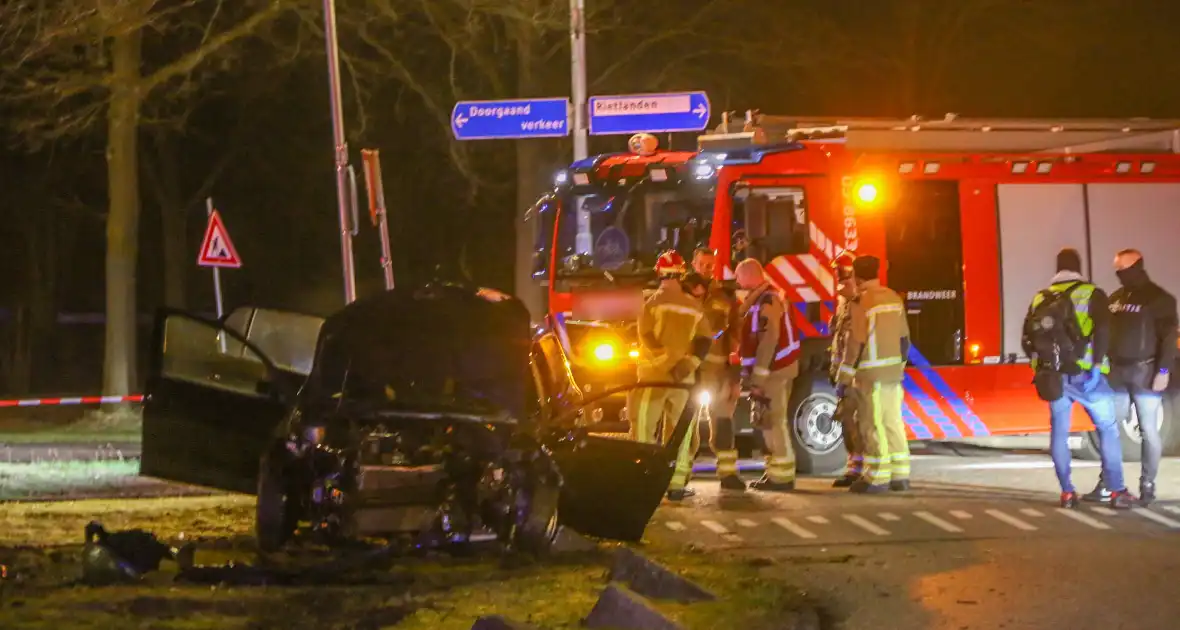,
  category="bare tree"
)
[0,0,288,396]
